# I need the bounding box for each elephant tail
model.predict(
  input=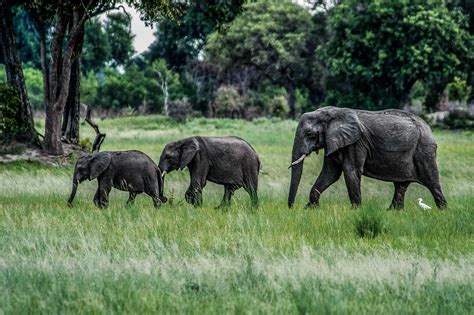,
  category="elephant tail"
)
[157,167,167,203]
